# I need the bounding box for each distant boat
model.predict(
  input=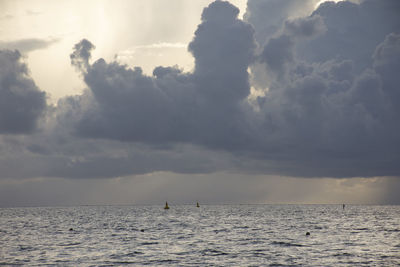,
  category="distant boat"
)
[196,202,200,208]
[164,201,169,210]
